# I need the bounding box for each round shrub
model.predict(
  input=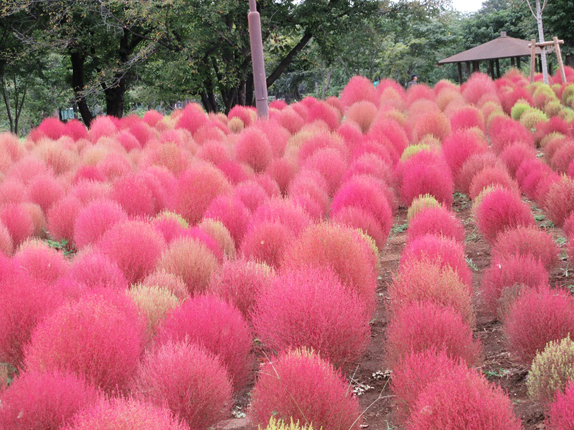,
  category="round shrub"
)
[340,75,378,107]
[198,218,236,259]
[457,152,500,194]
[97,220,166,284]
[208,258,274,320]
[0,221,14,256]
[500,142,537,177]
[13,242,69,285]
[346,100,378,132]
[133,340,232,430]
[331,205,389,249]
[253,267,370,369]
[547,381,574,430]
[73,199,128,250]
[442,129,488,185]
[249,348,362,430]
[282,222,378,315]
[157,236,219,295]
[235,127,273,172]
[481,254,549,315]
[26,173,65,213]
[385,301,482,368]
[203,194,250,246]
[233,179,269,212]
[0,203,35,247]
[389,259,474,326]
[527,336,574,406]
[492,226,559,272]
[61,397,190,430]
[475,187,534,244]
[407,368,522,430]
[406,206,465,244]
[249,197,312,236]
[240,221,296,269]
[142,269,189,300]
[24,290,145,393]
[0,370,100,430]
[155,294,252,391]
[128,284,180,341]
[66,250,128,291]
[468,166,518,200]
[504,289,574,365]
[406,194,441,221]
[545,176,574,227]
